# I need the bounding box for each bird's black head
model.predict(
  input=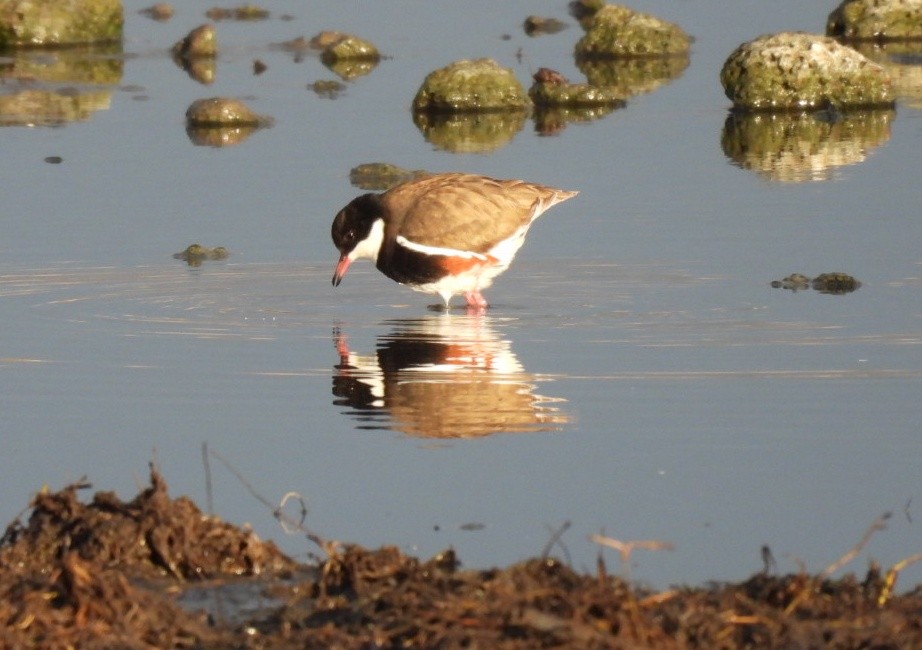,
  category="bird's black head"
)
[331,193,382,255]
